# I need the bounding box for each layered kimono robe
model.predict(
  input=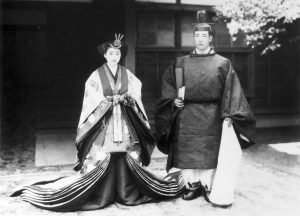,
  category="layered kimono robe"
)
[155,51,255,173]
[74,63,153,171]
[12,64,185,212]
